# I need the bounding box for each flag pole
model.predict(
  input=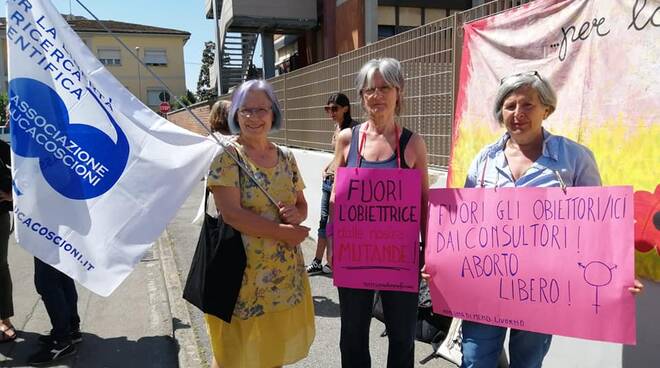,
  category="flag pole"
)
[72,0,280,208]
